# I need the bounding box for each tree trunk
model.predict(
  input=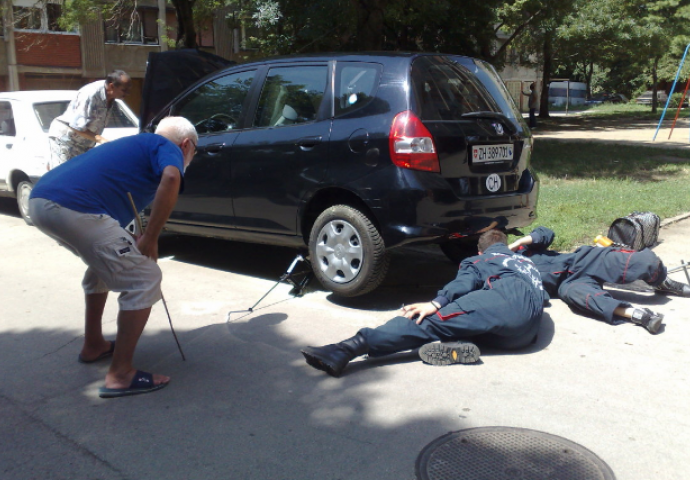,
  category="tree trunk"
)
[585,62,593,99]
[651,57,659,114]
[351,0,386,50]
[171,0,197,49]
[539,32,553,119]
